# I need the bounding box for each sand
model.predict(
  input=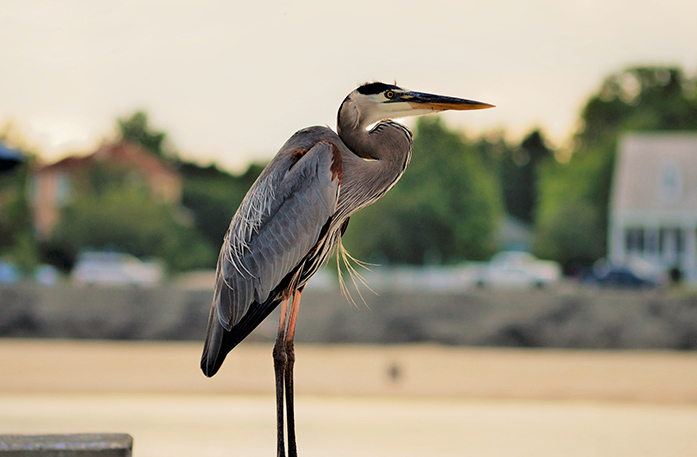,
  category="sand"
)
[2,339,697,456]
[2,339,697,401]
